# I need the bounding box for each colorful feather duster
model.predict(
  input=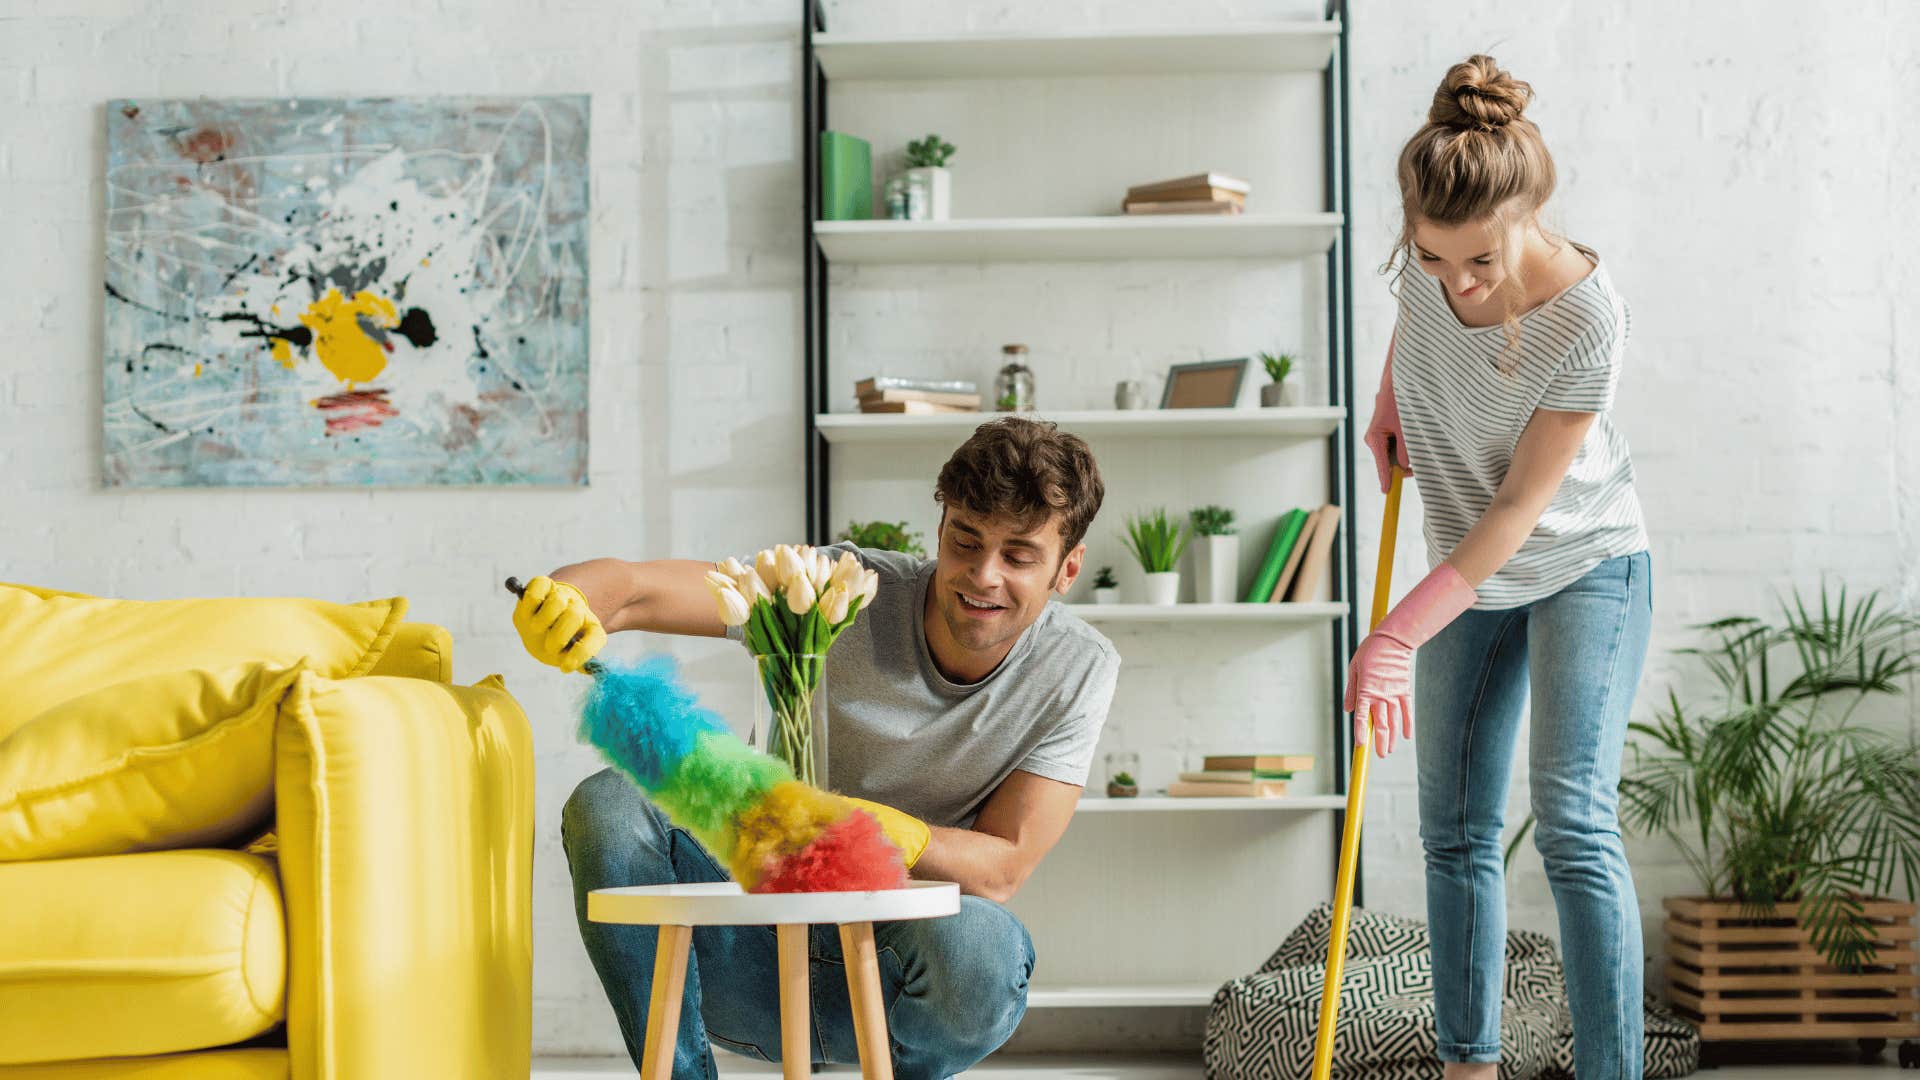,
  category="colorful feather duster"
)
[578,653,906,893]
